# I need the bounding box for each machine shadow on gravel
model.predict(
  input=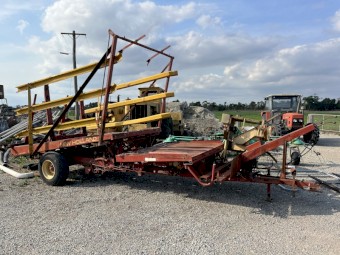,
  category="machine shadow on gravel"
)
[68,171,340,219]
[314,137,340,147]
